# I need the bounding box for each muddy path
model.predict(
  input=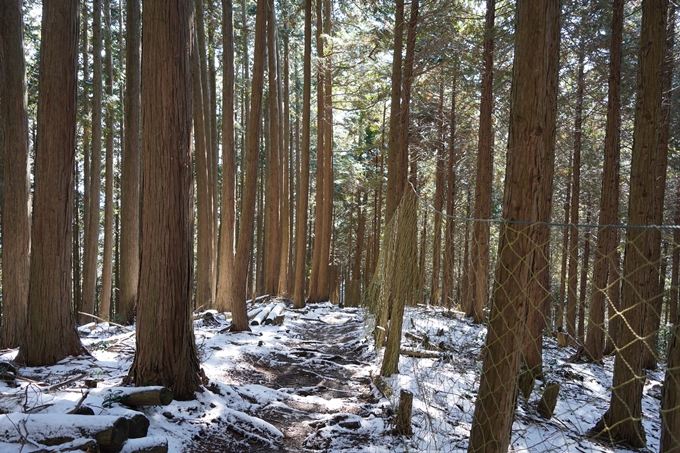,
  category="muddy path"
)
[191,304,401,453]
